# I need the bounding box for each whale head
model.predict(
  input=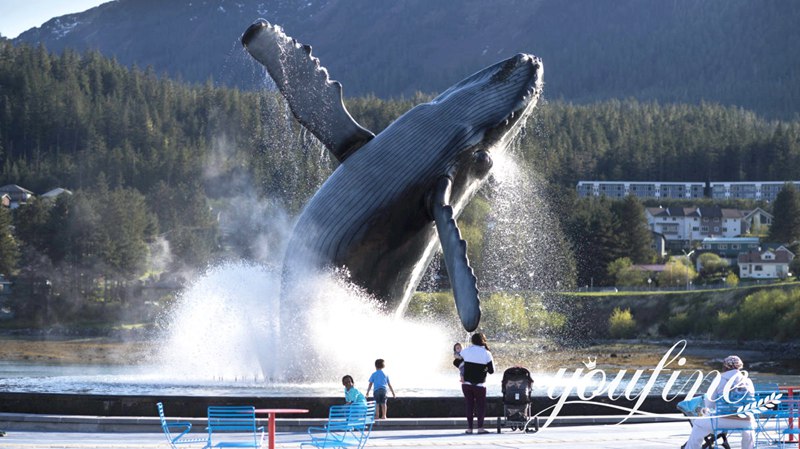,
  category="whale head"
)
[423,53,543,212]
